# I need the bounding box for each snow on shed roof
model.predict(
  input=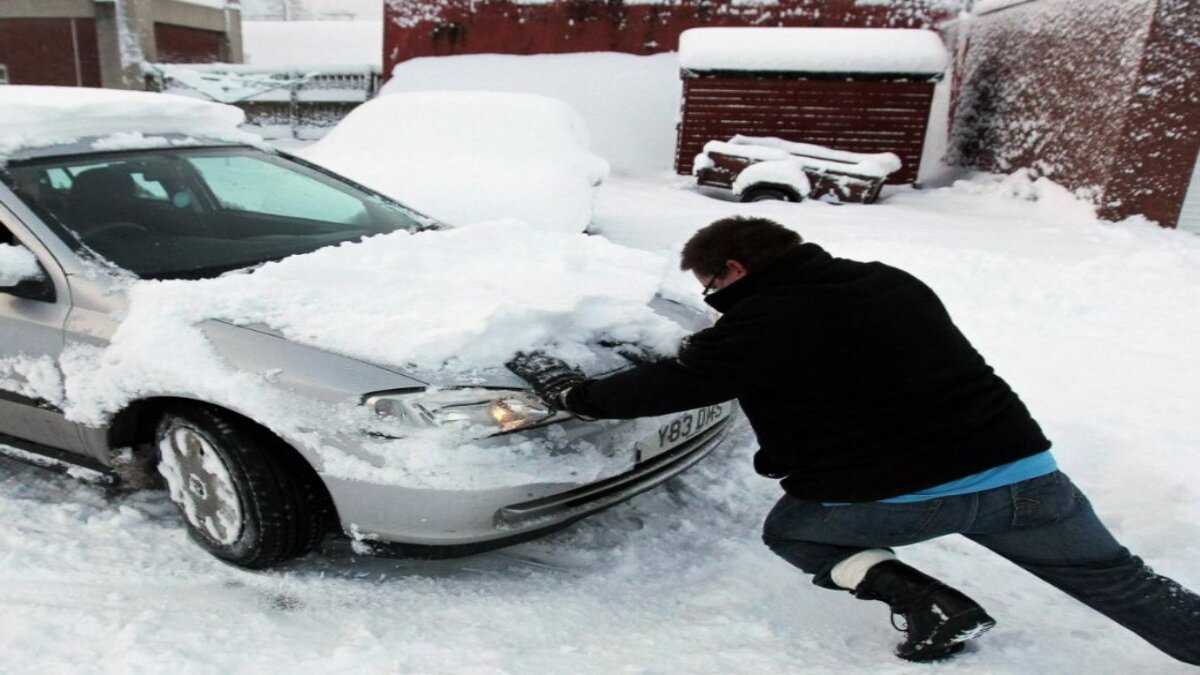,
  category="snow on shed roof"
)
[678,28,950,76]
[0,86,249,159]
